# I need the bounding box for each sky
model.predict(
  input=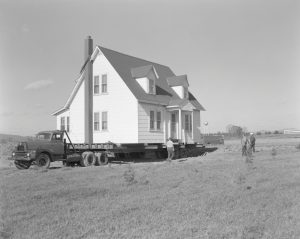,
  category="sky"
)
[0,0,299,136]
